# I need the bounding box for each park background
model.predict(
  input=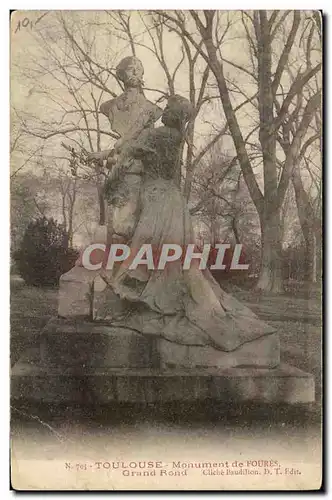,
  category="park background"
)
[9,9,323,491]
